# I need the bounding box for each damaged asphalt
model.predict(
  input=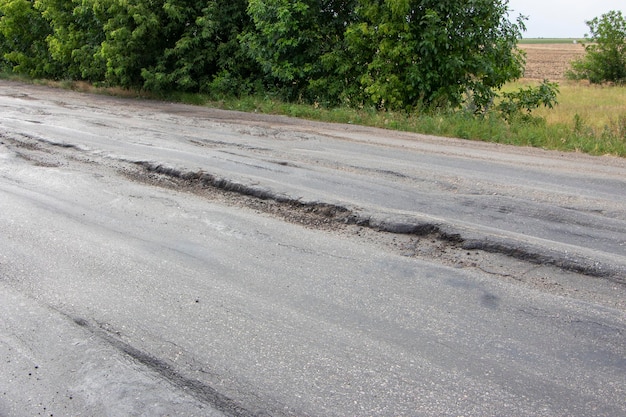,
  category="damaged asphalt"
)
[1,80,625,416]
